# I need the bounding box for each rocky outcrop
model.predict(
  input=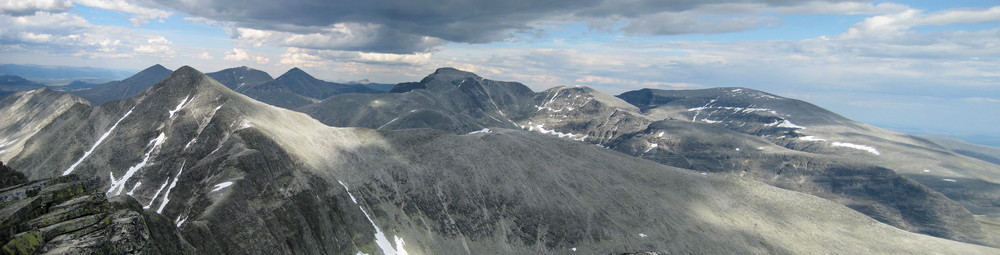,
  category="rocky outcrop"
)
[0,162,25,189]
[0,171,193,254]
